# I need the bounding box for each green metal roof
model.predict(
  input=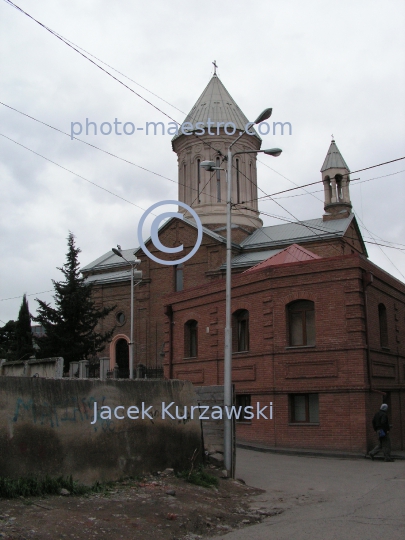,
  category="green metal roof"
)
[172,74,260,142]
[321,140,349,172]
